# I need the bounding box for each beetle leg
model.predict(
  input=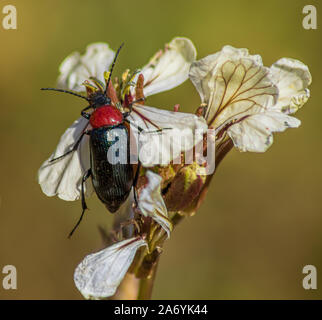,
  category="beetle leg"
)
[124,119,170,134]
[49,129,91,162]
[123,118,147,133]
[118,219,141,237]
[129,98,145,110]
[68,169,92,238]
[132,161,142,207]
[81,105,92,120]
[122,98,146,118]
[81,112,91,120]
